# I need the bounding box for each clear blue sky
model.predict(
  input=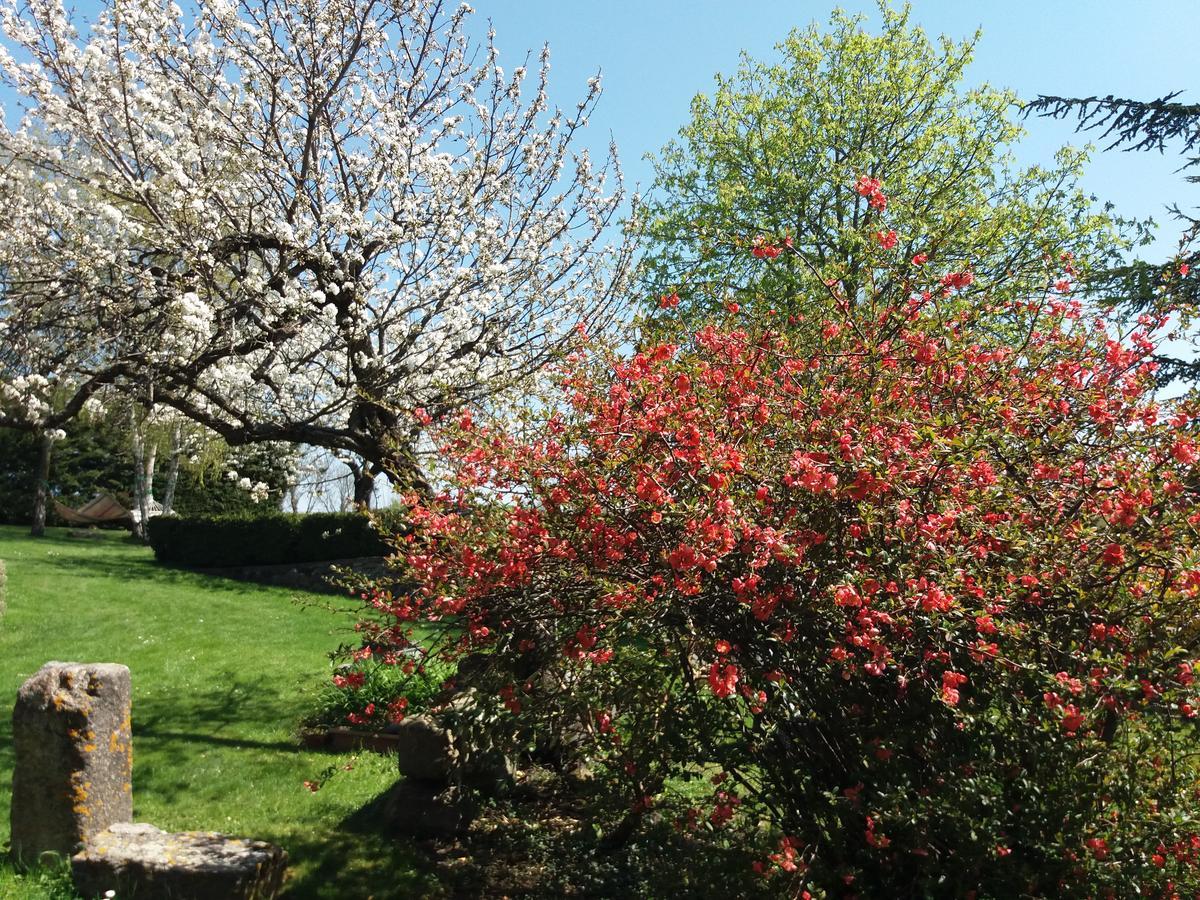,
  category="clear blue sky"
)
[471,0,1197,261]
